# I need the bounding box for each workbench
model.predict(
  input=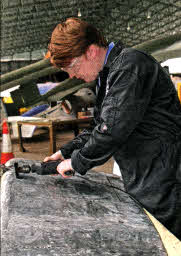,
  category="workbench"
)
[17,117,93,155]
